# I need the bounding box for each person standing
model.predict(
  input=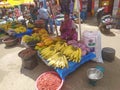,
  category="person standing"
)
[30,5,38,22]
[0,9,2,19]
[59,0,70,14]
[38,1,49,33]
[14,6,21,19]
